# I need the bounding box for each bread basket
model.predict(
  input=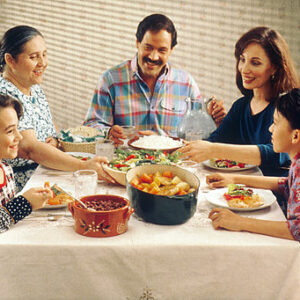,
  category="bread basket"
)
[59,126,101,154]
